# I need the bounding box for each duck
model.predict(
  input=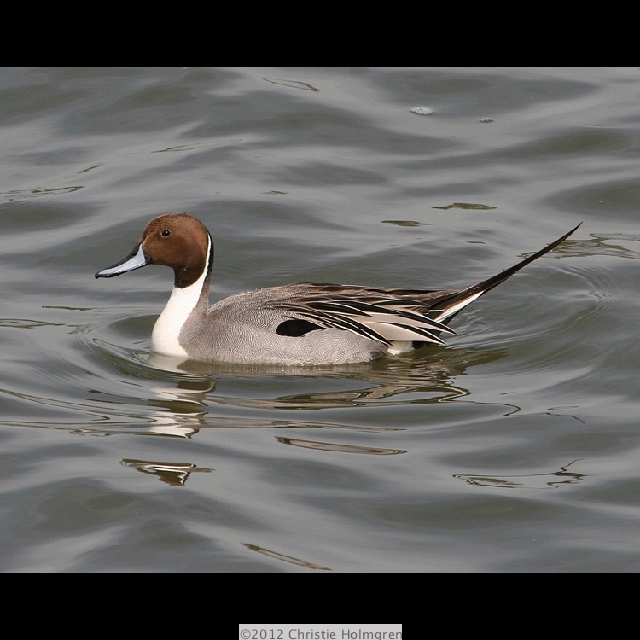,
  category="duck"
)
[96,213,581,365]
